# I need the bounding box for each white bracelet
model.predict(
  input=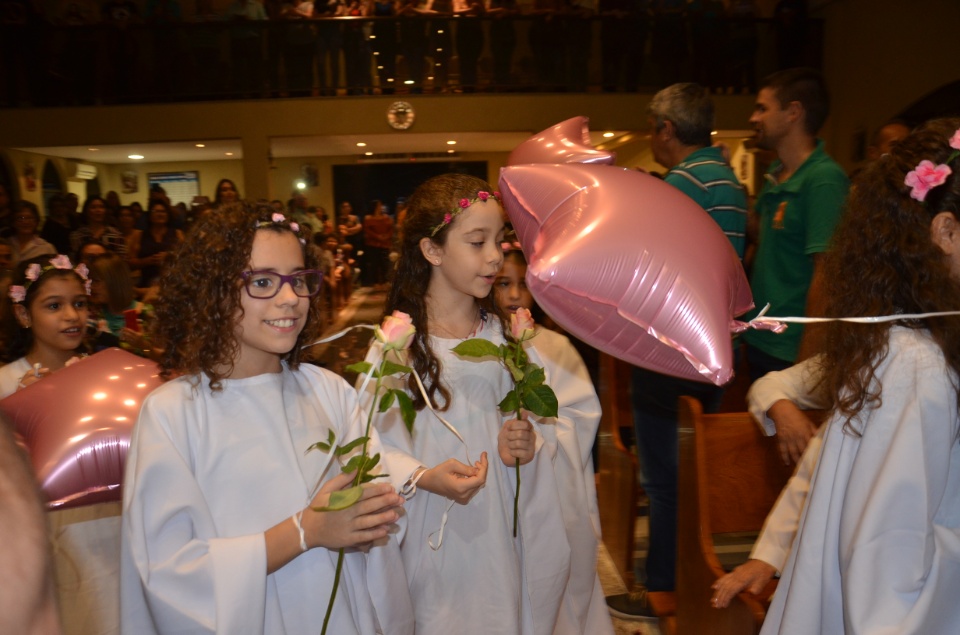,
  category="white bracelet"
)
[291,511,308,552]
[401,466,428,499]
